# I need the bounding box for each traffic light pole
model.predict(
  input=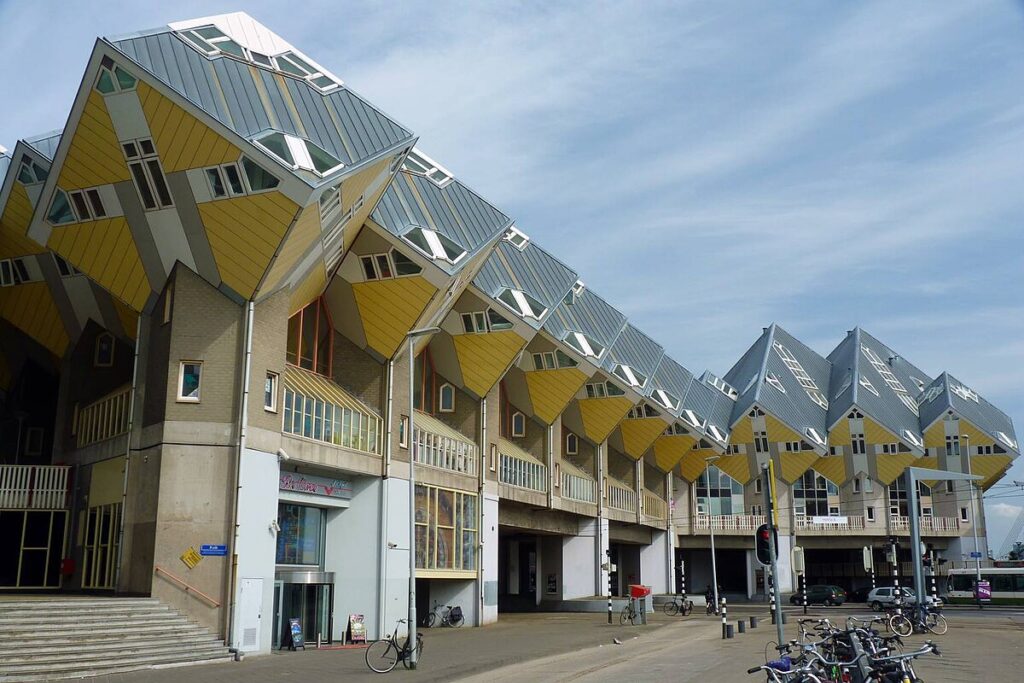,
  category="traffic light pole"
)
[762,463,784,649]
